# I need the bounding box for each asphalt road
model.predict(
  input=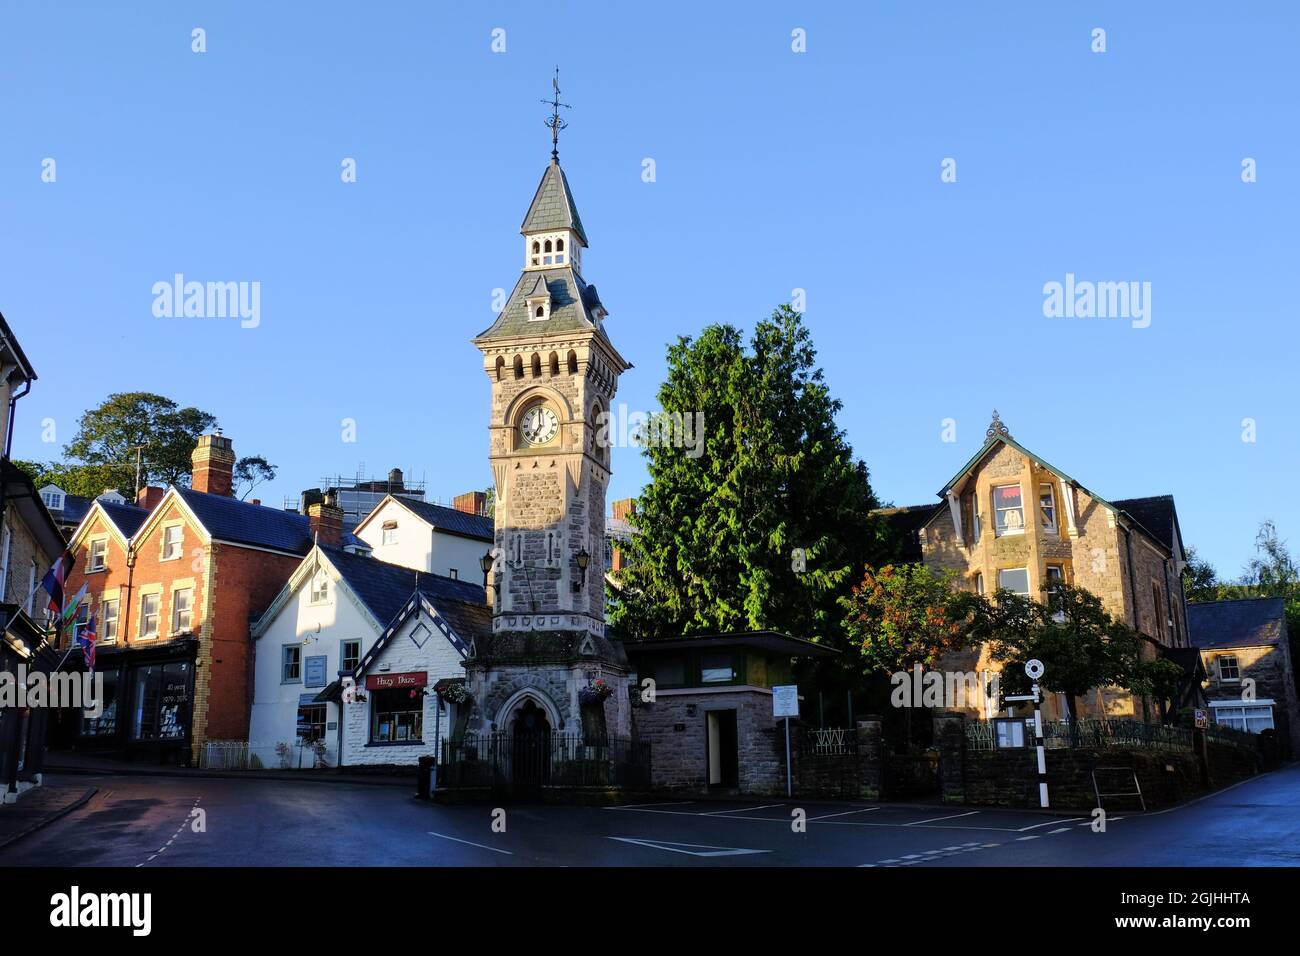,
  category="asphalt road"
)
[3,763,1298,867]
